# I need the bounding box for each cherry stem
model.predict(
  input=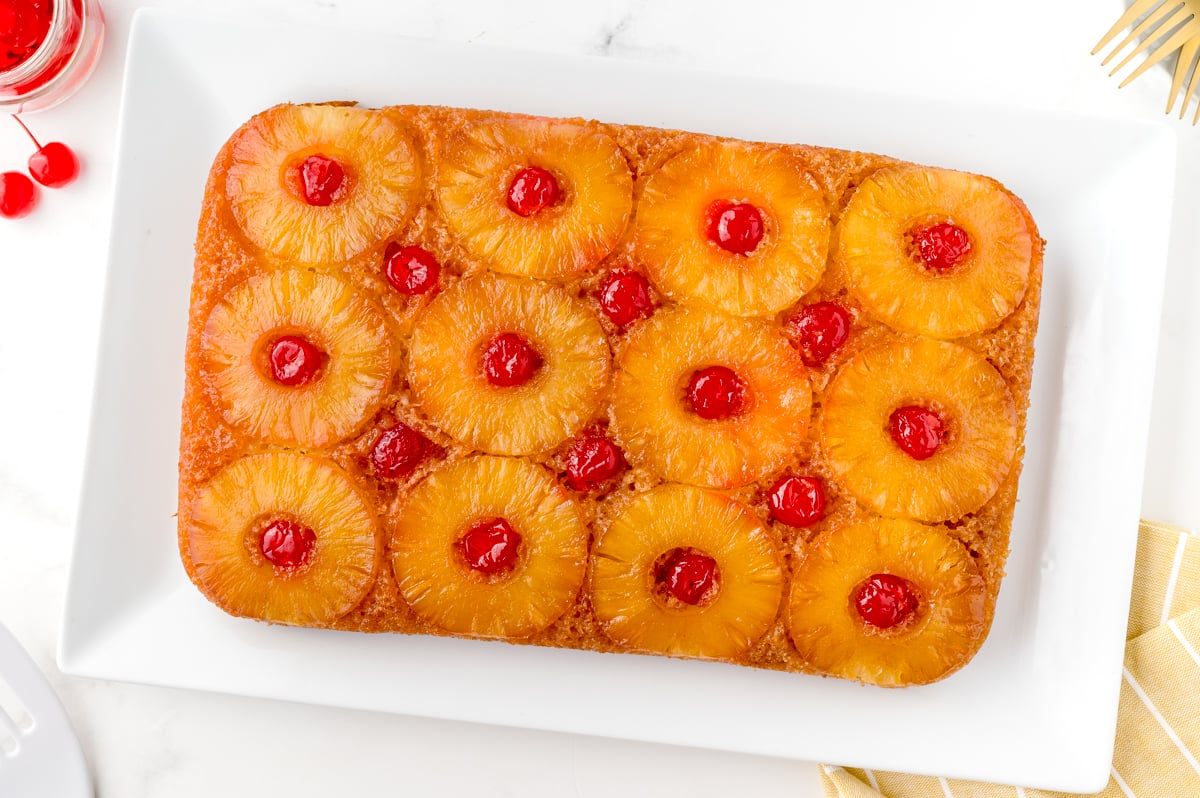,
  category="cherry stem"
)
[11,115,41,149]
